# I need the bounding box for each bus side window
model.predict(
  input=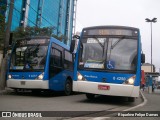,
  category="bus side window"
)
[53,49,62,67]
[49,48,62,78]
[64,50,73,70]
